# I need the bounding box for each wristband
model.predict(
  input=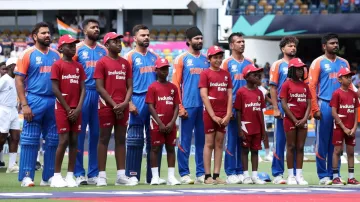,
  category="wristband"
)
[336,120,342,125]
[22,104,28,107]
